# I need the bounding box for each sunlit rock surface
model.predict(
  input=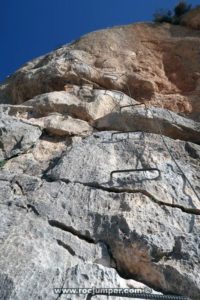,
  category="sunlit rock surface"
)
[1,10,200,300]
